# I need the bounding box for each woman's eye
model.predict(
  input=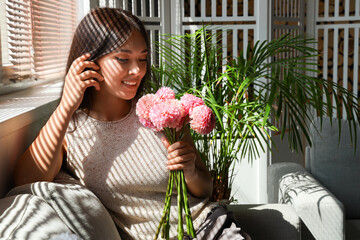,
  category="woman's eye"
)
[115,57,128,63]
[139,59,147,62]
